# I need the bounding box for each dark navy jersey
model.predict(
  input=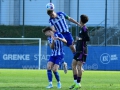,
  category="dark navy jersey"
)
[76,26,90,52]
[79,26,90,41]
